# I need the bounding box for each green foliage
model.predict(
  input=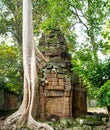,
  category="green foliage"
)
[0,0,22,44]
[0,43,22,94]
[98,80,110,107]
[40,0,71,31]
[86,60,110,88]
[72,52,110,104]
[101,20,110,54]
